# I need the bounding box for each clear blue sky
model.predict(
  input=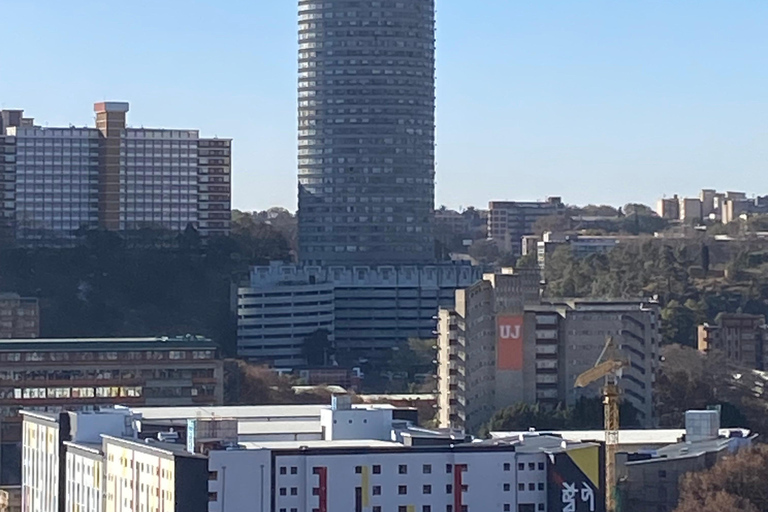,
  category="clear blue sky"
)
[2,0,767,211]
